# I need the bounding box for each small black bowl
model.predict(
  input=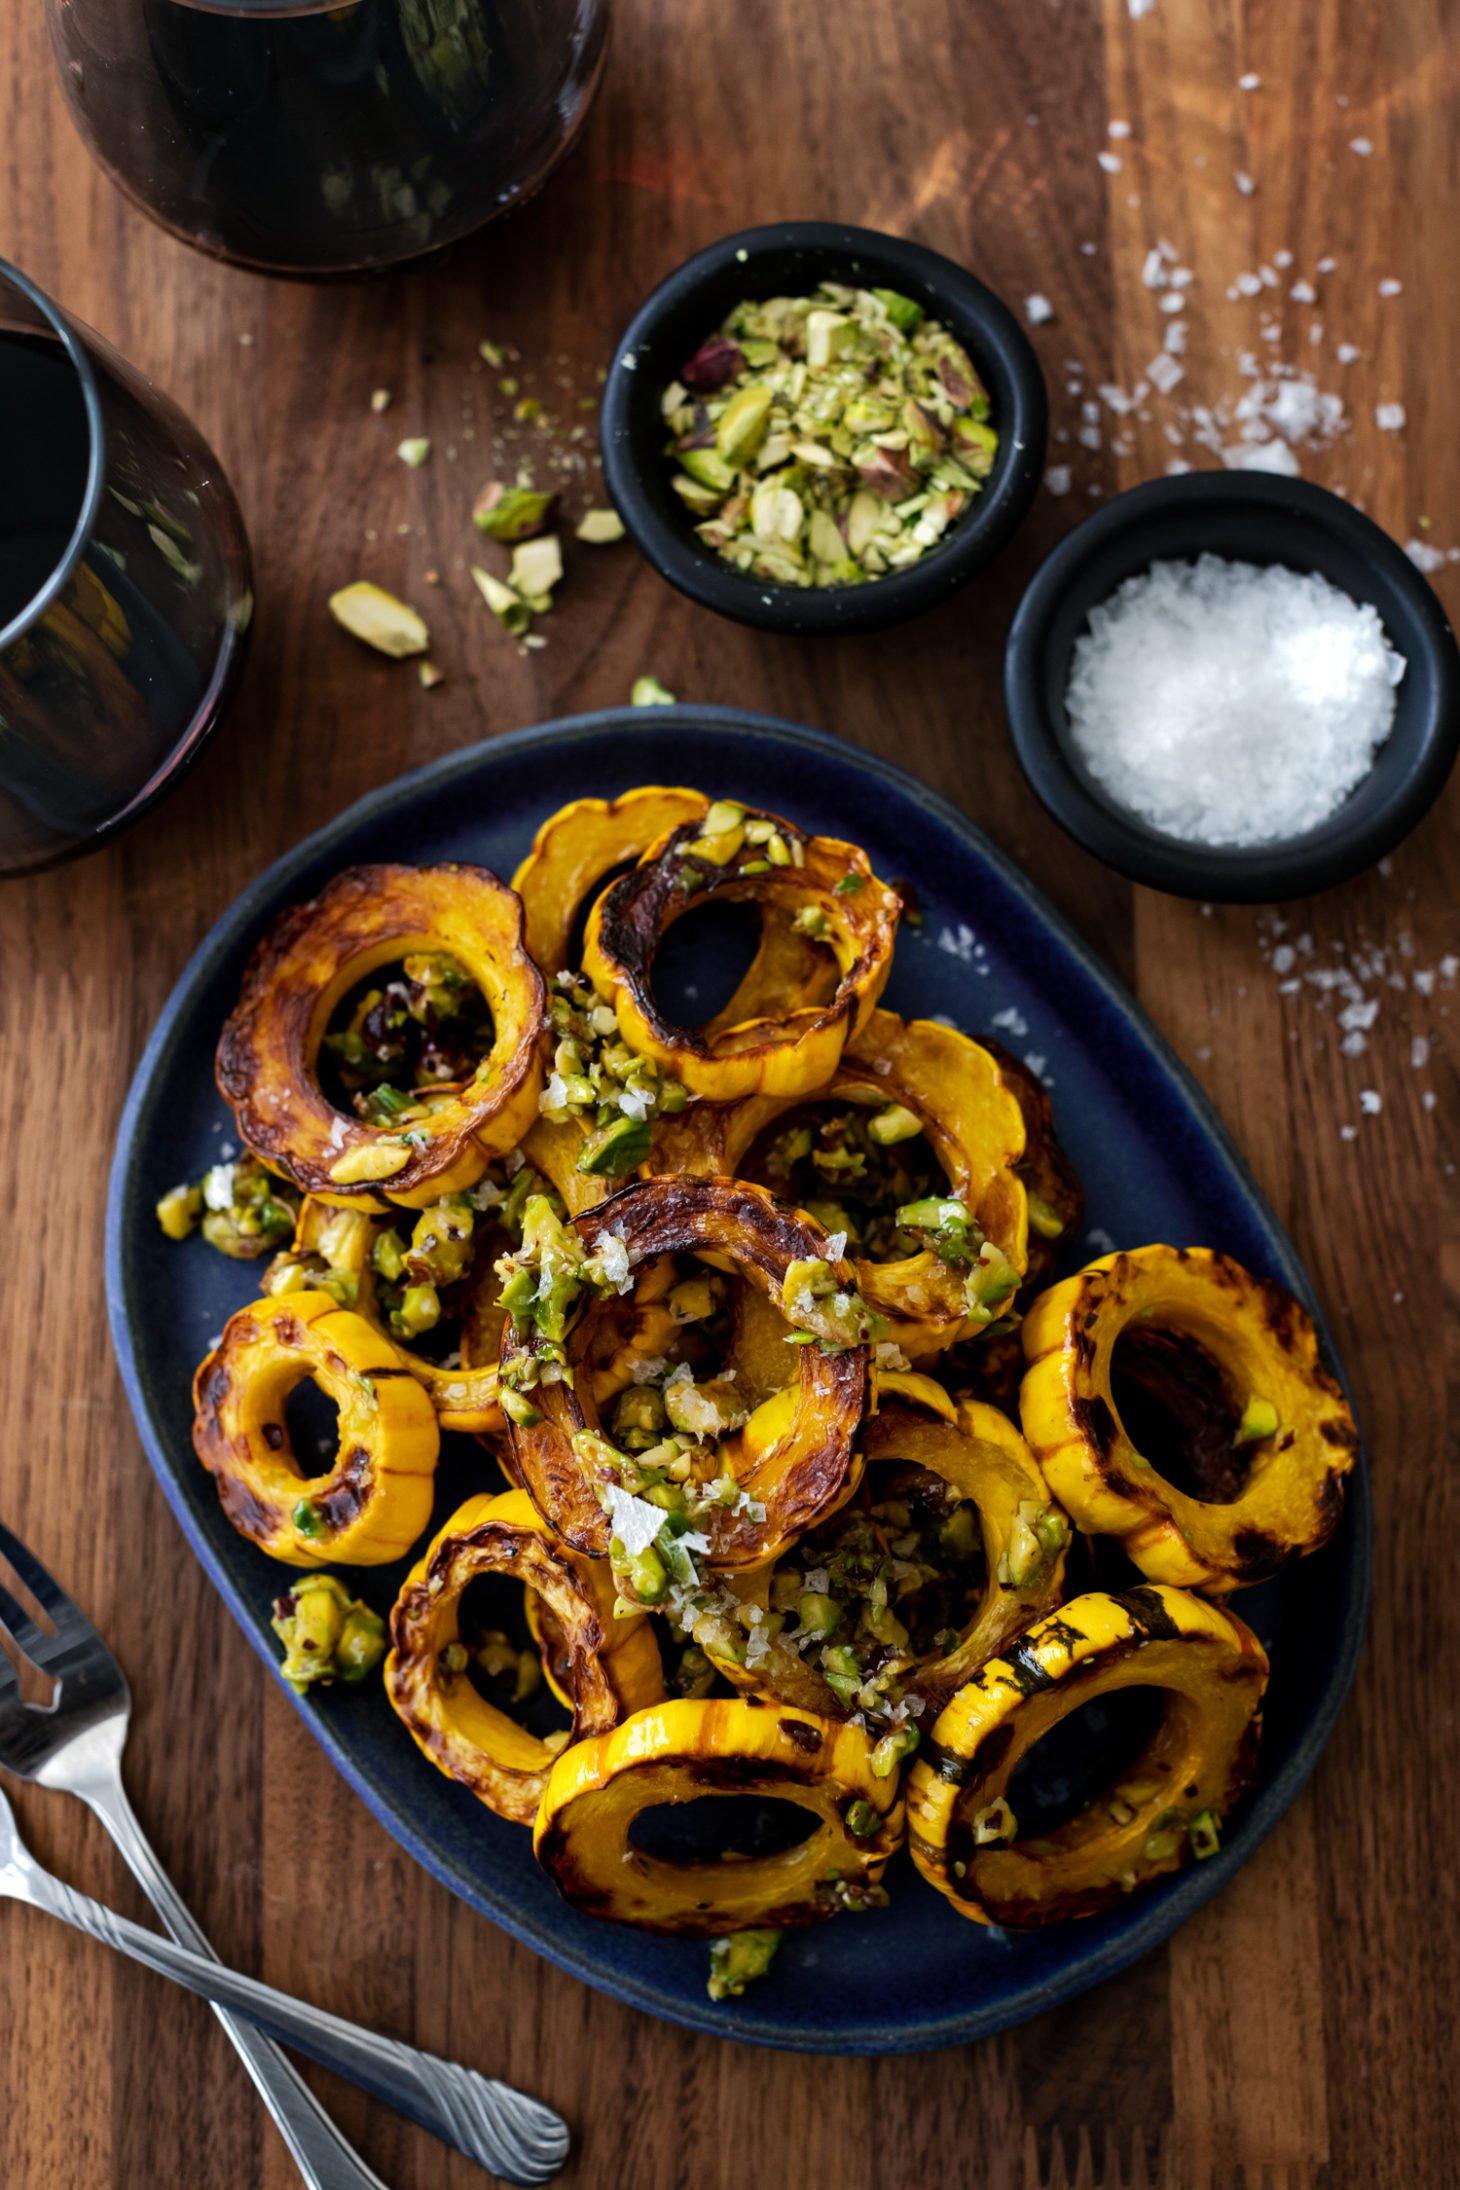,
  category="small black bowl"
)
[600,221,1048,637]
[1004,472,1460,901]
